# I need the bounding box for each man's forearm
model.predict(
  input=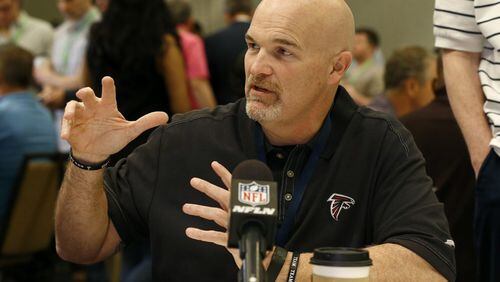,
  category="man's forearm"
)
[443,50,492,175]
[55,164,111,263]
[367,244,445,281]
[276,244,444,281]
